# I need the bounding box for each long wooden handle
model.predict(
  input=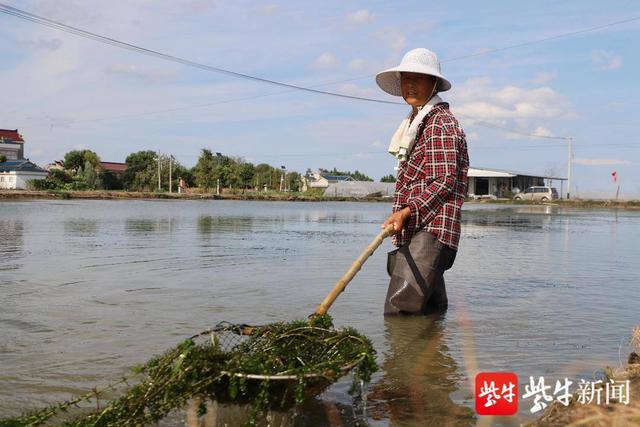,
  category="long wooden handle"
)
[314,224,395,316]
